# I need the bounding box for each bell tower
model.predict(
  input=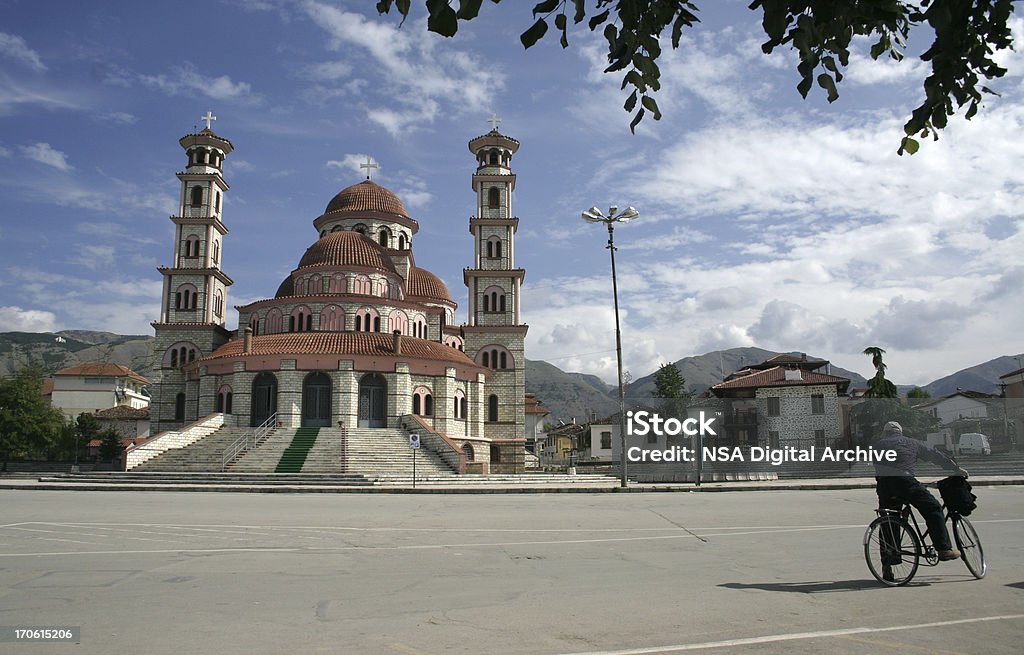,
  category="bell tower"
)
[151,112,235,432]
[463,116,528,460]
